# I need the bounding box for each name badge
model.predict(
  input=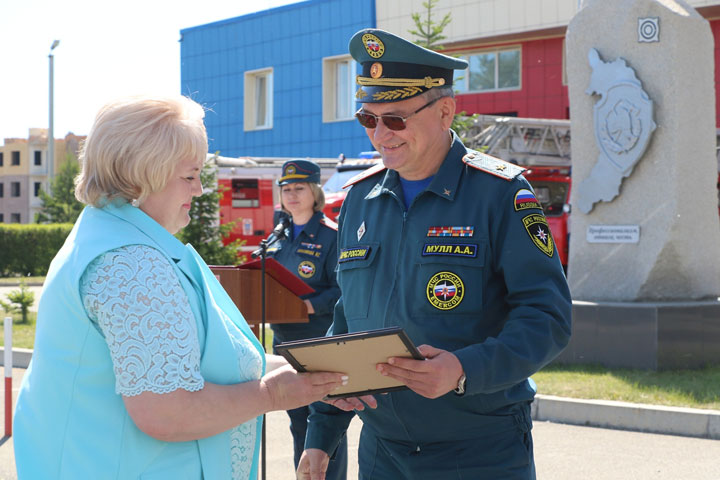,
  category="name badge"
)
[422,243,477,258]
